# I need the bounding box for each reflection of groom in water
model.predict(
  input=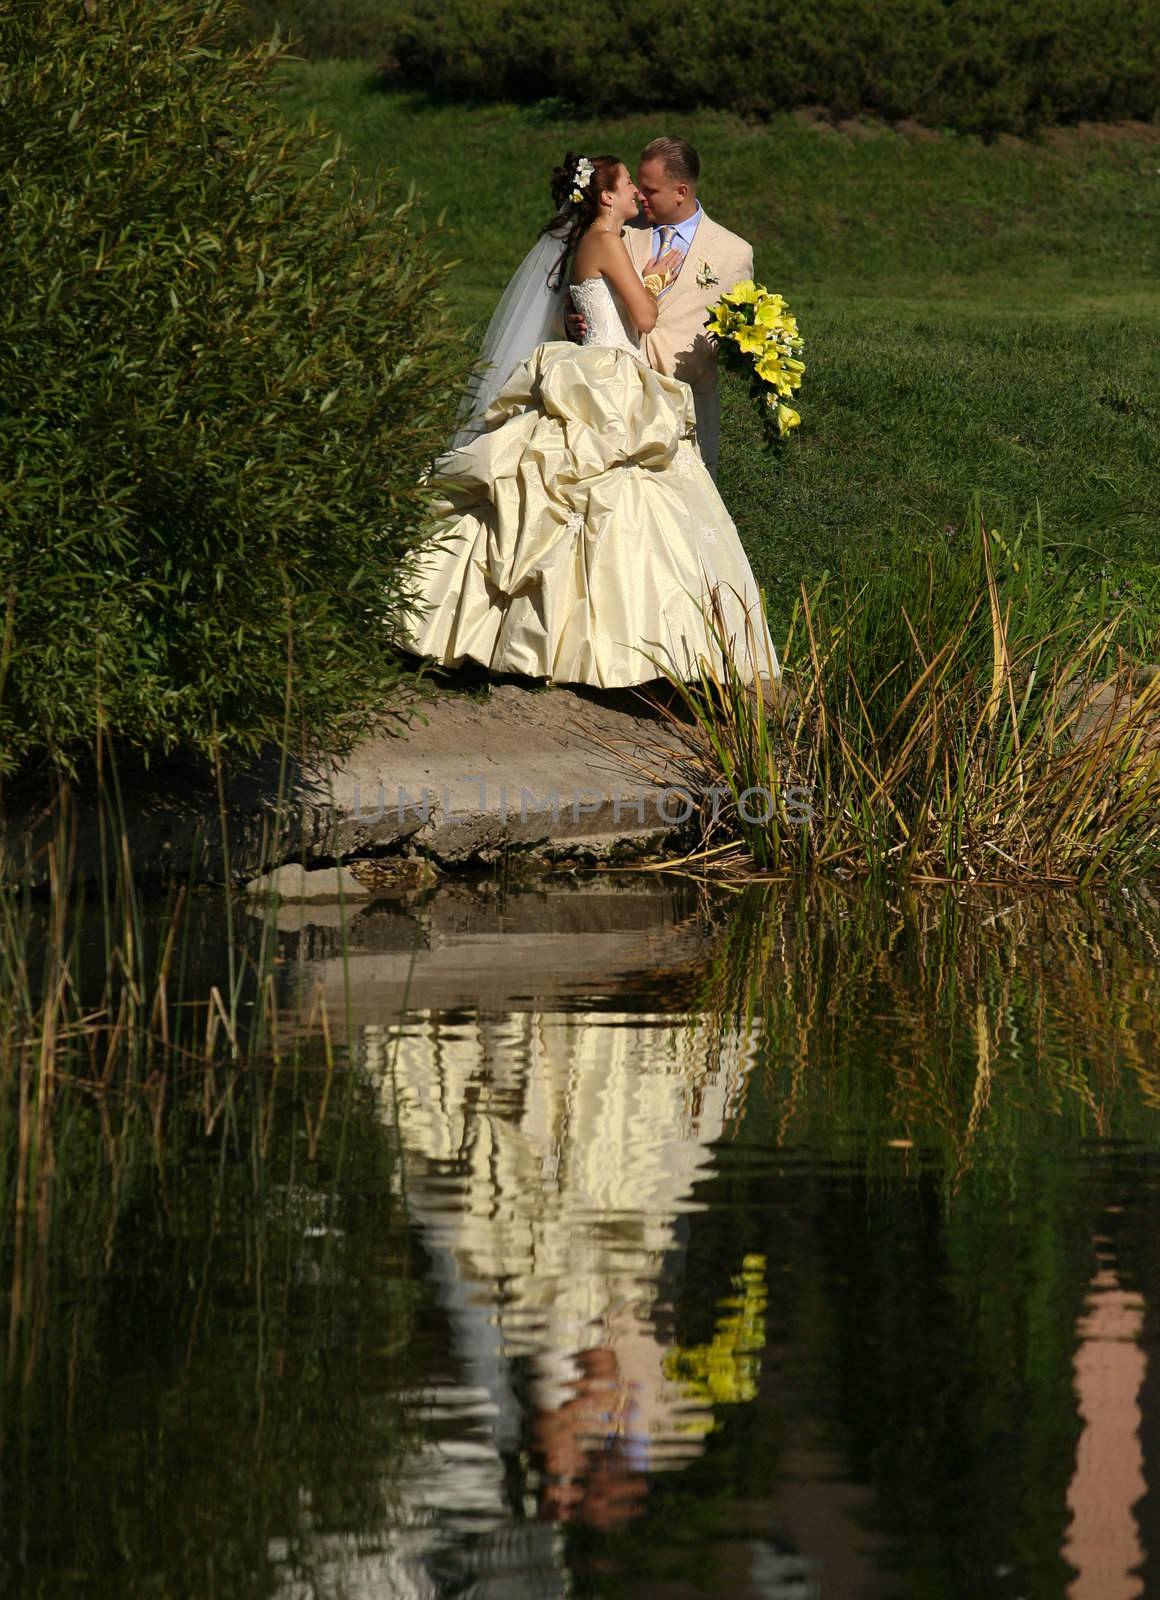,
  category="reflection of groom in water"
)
[533,1347,650,1531]
[570,135,755,478]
